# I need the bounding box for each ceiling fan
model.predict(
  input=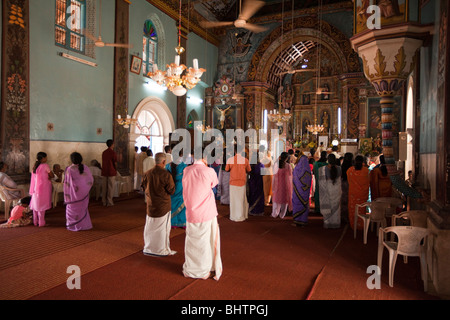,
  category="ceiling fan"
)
[200,0,267,33]
[86,0,133,49]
